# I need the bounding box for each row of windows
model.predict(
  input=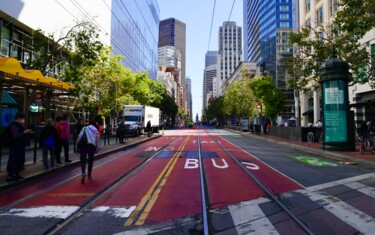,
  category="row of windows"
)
[305,0,338,15]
